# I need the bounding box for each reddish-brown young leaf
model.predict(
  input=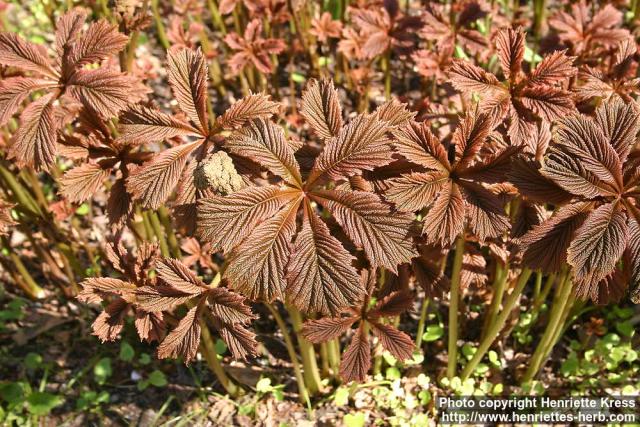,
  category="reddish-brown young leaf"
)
[369,290,414,318]
[594,99,640,163]
[495,27,525,79]
[567,202,628,291]
[519,86,576,122]
[135,311,165,343]
[301,78,343,139]
[77,277,136,304]
[448,59,504,95]
[458,146,520,183]
[55,8,86,56]
[197,185,298,254]
[370,321,414,361]
[0,77,55,126]
[217,93,280,130]
[528,50,577,86]
[391,121,450,172]
[0,199,16,236]
[68,19,129,67]
[157,305,201,364]
[156,257,207,292]
[59,163,110,203]
[542,148,618,199]
[375,99,416,126]
[107,178,133,229]
[302,316,359,343]
[452,109,492,169]
[459,181,510,241]
[285,210,363,316]
[224,118,302,186]
[8,93,57,171]
[627,219,640,303]
[207,287,255,324]
[520,203,591,273]
[383,172,449,212]
[134,285,201,312]
[308,113,393,183]
[311,190,416,272]
[126,141,200,209]
[216,320,259,360]
[0,32,56,78]
[339,324,371,383]
[167,48,209,133]
[92,298,129,342]
[225,200,299,302]
[423,182,465,246]
[118,105,202,143]
[67,69,140,119]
